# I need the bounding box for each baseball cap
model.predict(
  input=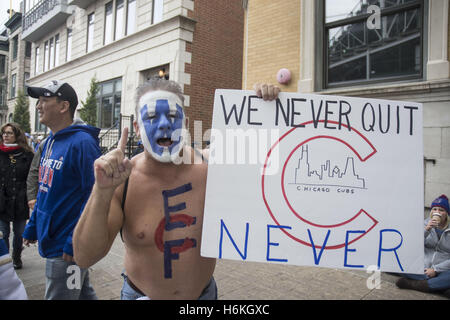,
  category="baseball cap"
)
[27,80,78,110]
